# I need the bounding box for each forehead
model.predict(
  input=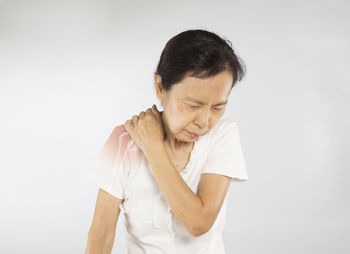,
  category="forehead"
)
[175,70,233,96]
